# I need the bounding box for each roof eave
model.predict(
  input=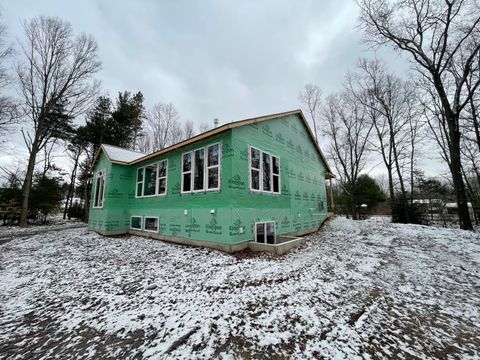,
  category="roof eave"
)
[128,109,303,166]
[128,109,334,175]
